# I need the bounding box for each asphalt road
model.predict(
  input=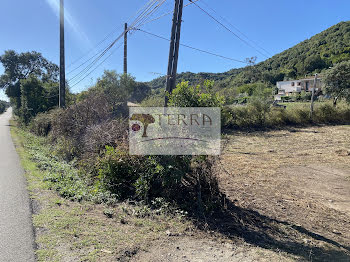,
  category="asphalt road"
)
[0,108,35,262]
